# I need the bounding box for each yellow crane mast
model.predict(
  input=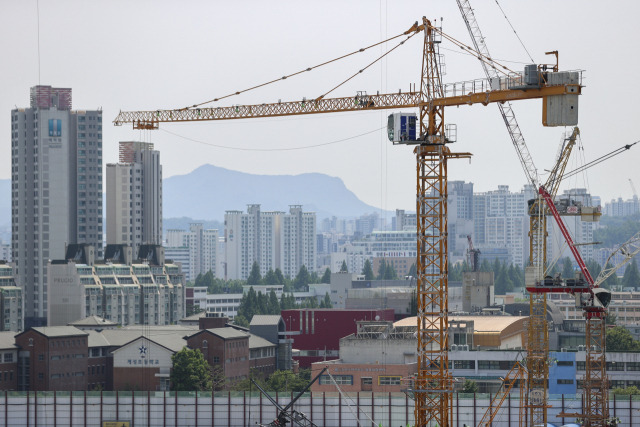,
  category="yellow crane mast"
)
[114,17,582,426]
